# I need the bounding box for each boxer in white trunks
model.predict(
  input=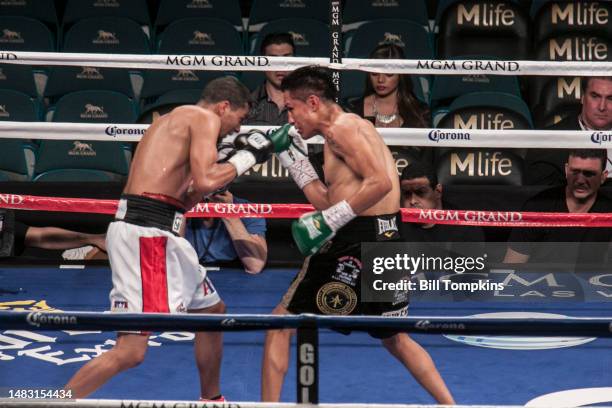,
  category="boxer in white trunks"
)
[65,76,275,400]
